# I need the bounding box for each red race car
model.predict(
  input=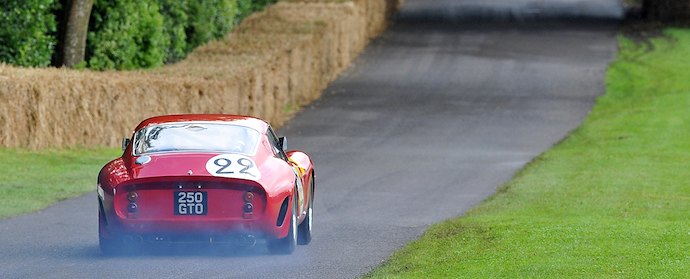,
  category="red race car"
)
[97,114,314,255]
